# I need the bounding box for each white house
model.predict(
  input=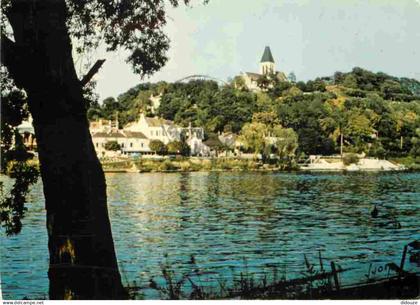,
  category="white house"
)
[124,113,181,144]
[124,113,209,155]
[188,133,210,156]
[91,130,150,158]
[16,116,37,150]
